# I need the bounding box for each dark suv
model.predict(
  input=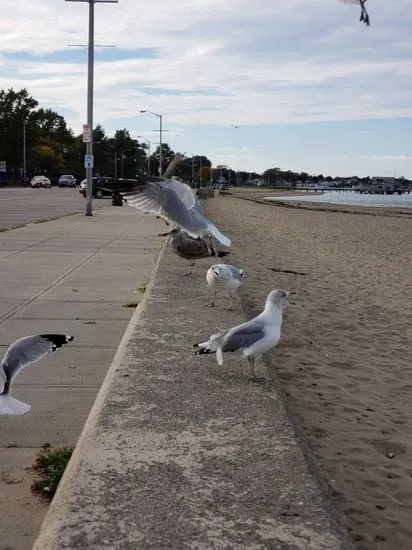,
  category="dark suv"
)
[79,177,114,198]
